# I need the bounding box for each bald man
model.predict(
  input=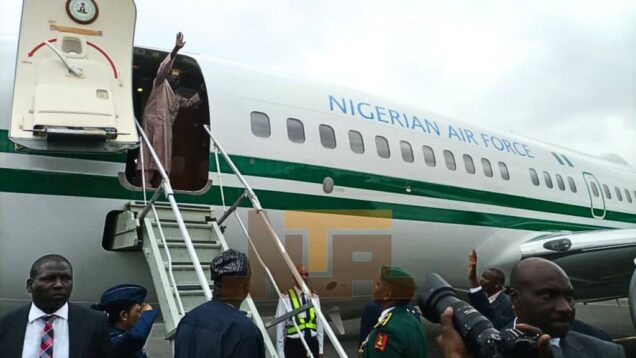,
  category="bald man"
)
[509,257,624,358]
